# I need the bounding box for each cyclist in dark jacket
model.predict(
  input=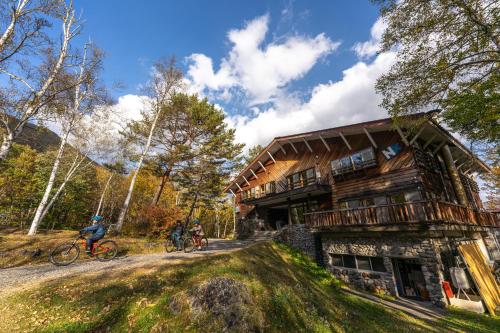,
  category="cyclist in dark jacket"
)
[170,220,184,250]
[81,215,106,255]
